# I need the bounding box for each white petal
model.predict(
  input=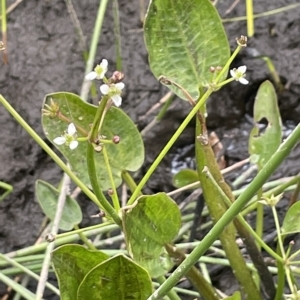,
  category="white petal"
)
[112,95,122,107]
[100,84,110,95]
[238,65,247,74]
[239,77,249,85]
[53,137,66,145]
[85,71,97,81]
[115,82,125,90]
[101,59,108,68]
[69,140,78,150]
[230,69,236,78]
[68,123,76,136]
